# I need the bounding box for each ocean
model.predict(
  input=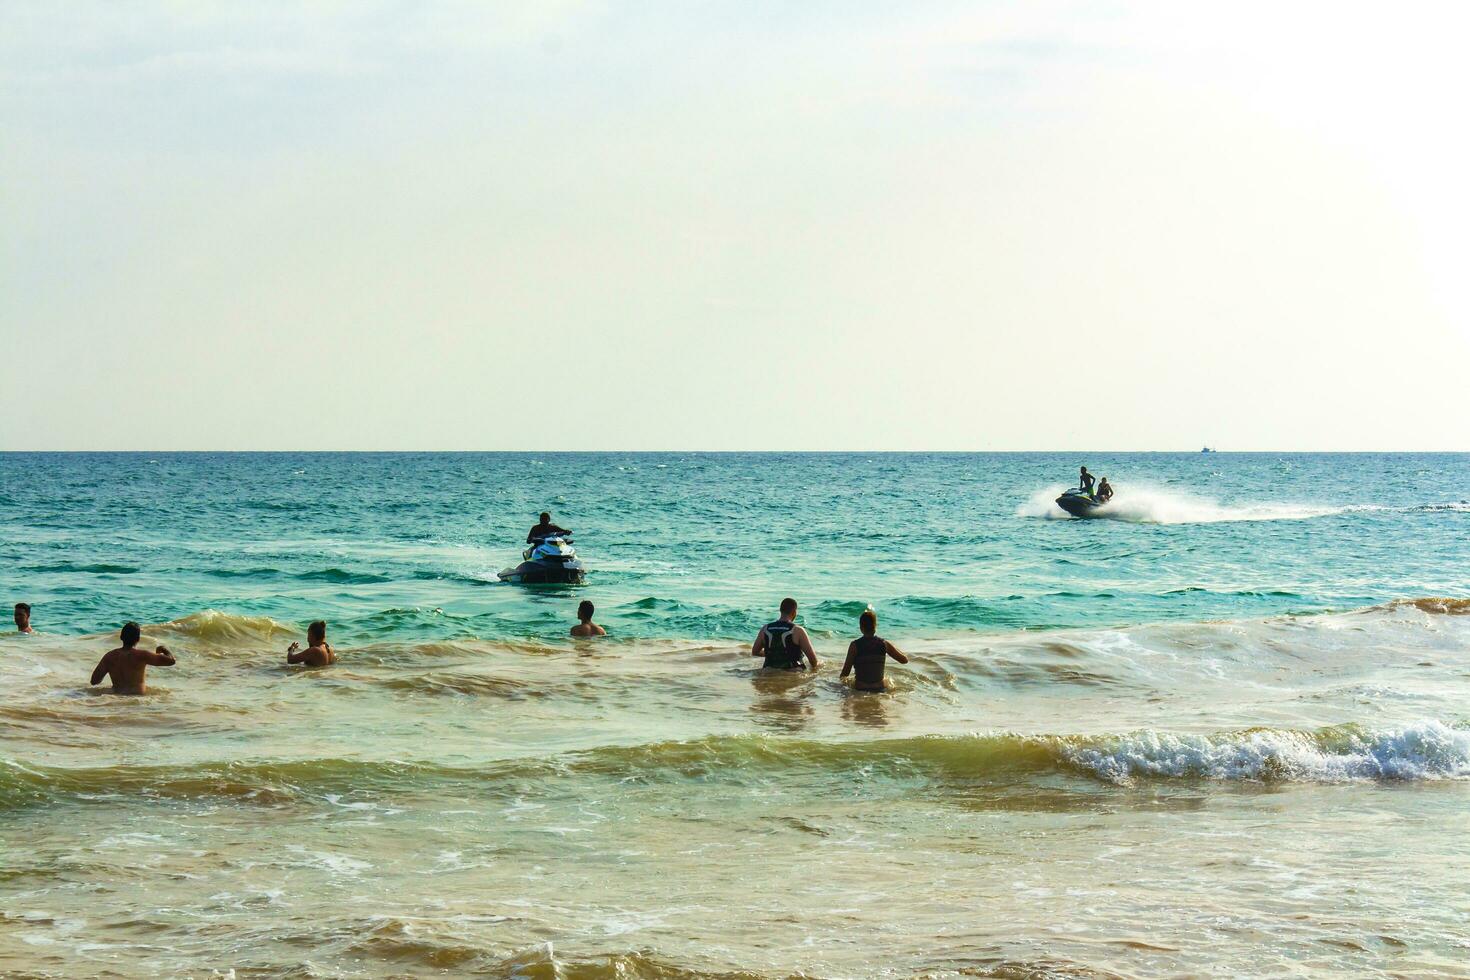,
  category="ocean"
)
[2,451,1469,977]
